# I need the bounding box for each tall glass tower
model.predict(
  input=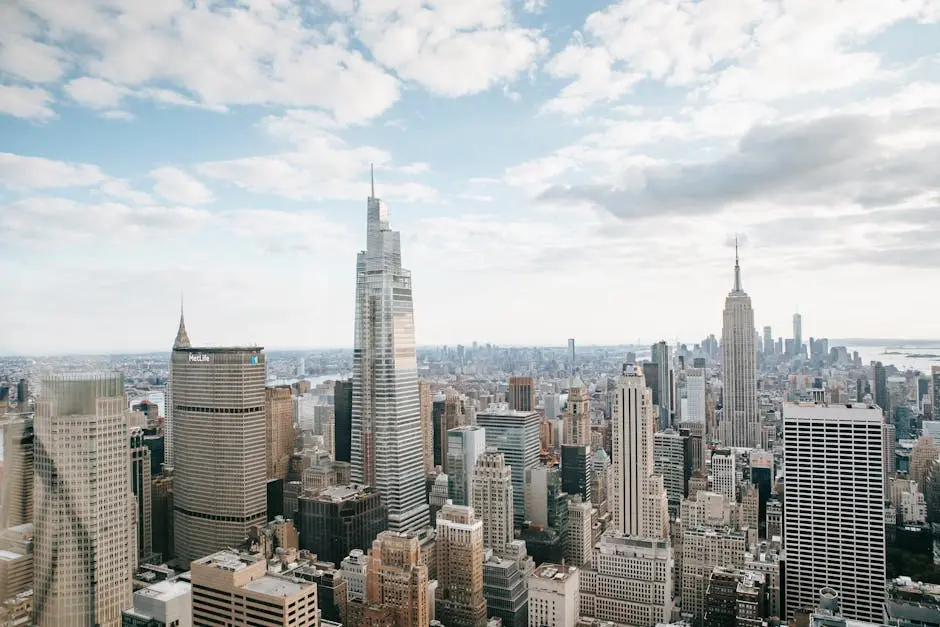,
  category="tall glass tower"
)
[351,173,429,533]
[721,241,758,448]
